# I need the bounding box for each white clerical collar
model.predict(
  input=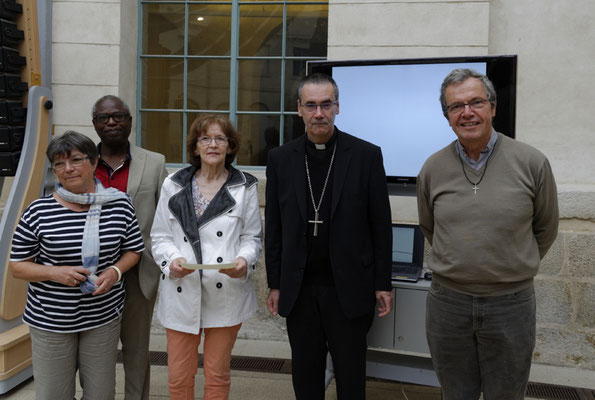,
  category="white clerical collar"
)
[306,131,337,151]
